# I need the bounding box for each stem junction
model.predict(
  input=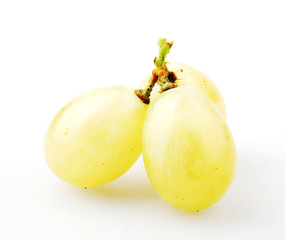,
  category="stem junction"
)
[135,38,177,104]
